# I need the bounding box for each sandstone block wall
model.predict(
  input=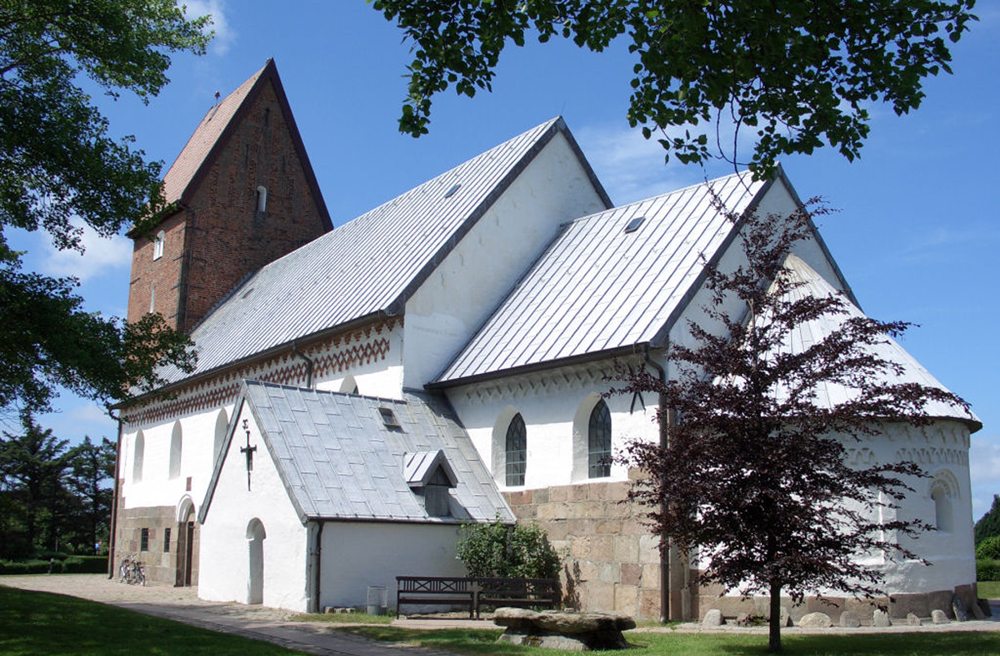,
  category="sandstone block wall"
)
[114,502,199,587]
[503,478,663,620]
